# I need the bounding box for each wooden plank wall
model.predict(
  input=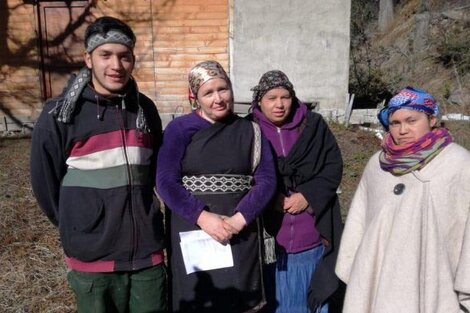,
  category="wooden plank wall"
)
[91,0,159,110]
[151,0,229,114]
[0,0,229,122]
[0,1,42,119]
